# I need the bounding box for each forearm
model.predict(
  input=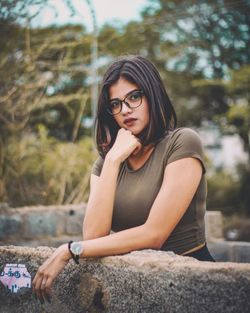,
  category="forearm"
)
[32,223,159,297]
[83,156,120,239]
[81,224,159,258]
